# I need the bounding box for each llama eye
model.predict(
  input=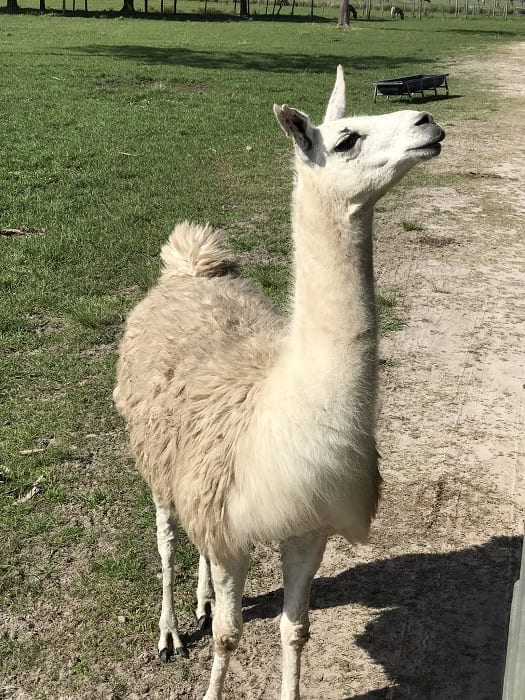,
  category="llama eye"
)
[334,132,360,153]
